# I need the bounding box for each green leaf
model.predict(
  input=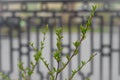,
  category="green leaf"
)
[21,73,25,78]
[34,54,39,61]
[81,61,86,66]
[80,25,83,30]
[27,68,33,76]
[56,28,62,34]
[72,70,77,74]
[29,42,34,47]
[57,42,61,48]
[92,5,97,11]
[53,67,57,72]
[18,62,24,71]
[66,54,70,60]
[0,72,11,80]
[74,49,79,55]
[37,51,42,57]
[48,71,54,75]
[73,41,80,48]
[88,53,97,62]
[53,52,61,62]
[30,61,34,67]
[42,25,48,34]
